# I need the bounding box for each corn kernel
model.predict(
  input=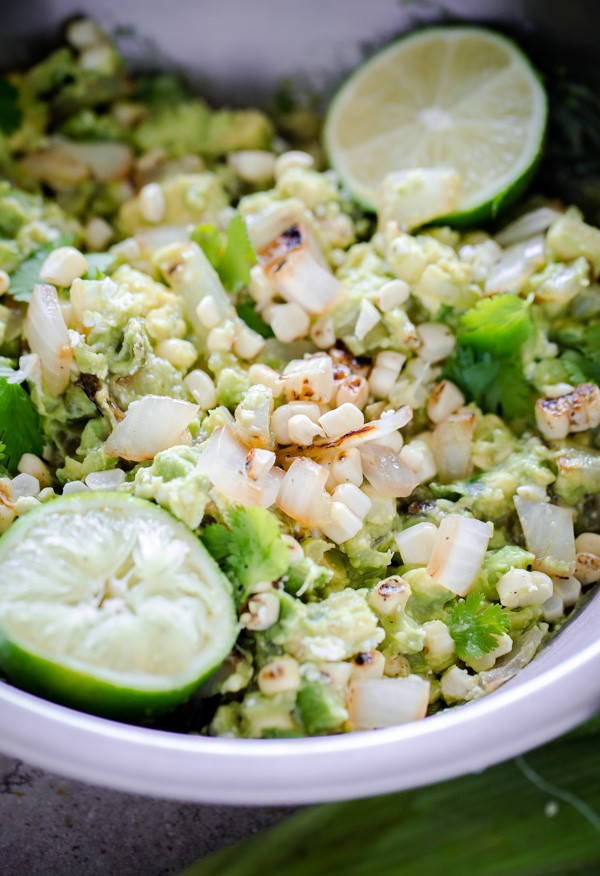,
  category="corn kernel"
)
[207,323,235,352]
[271,402,321,445]
[257,656,301,694]
[274,150,314,179]
[497,568,553,608]
[11,472,40,499]
[368,576,411,614]
[369,365,398,399]
[354,299,380,340]
[286,414,324,446]
[321,501,363,544]
[248,363,283,397]
[196,296,221,329]
[62,480,89,495]
[575,532,600,556]
[553,576,581,607]
[234,324,265,360]
[155,338,198,370]
[542,594,564,623]
[331,447,363,486]
[241,592,280,631]
[138,182,166,224]
[441,666,478,703]
[84,217,113,251]
[270,302,310,342]
[417,323,456,363]
[227,150,276,183]
[427,380,465,424]
[351,650,385,680]
[376,351,406,374]
[422,620,455,662]
[575,552,600,586]
[248,264,274,308]
[467,632,512,672]
[331,483,371,519]
[282,355,334,404]
[376,278,410,311]
[310,315,336,350]
[399,438,437,483]
[40,246,88,287]
[0,269,10,296]
[319,403,364,439]
[184,369,217,409]
[335,375,369,410]
[17,453,52,488]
